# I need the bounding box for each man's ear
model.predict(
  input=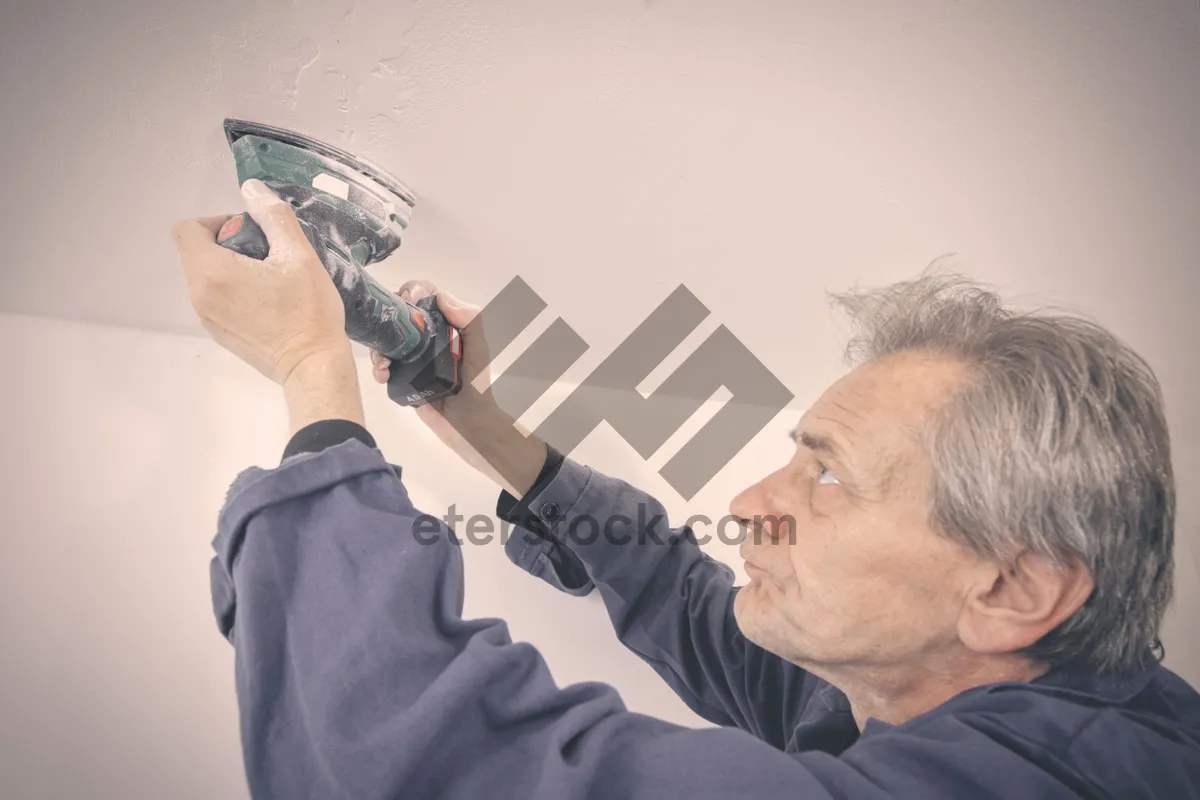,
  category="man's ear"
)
[958,552,1095,655]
